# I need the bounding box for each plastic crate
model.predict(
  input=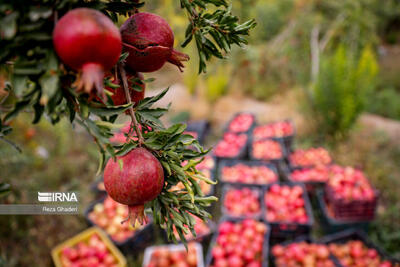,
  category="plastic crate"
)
[324,183,378,221]
[224,112,256,134]
[186,120,210,145]
[316,189,370,234]
[252,119,295,153]
[51,227,127,267]
[84,196,154,252]
[218,159,279,186]
[205,217,270,267]
[319,229,400,266]
[263,182,314,242]
[142,242,205,267]
[221,184,263,219]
